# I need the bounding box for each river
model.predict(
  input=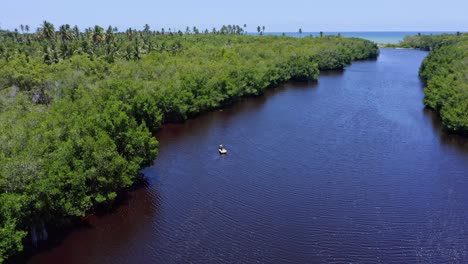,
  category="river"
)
[28,48,468,263]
